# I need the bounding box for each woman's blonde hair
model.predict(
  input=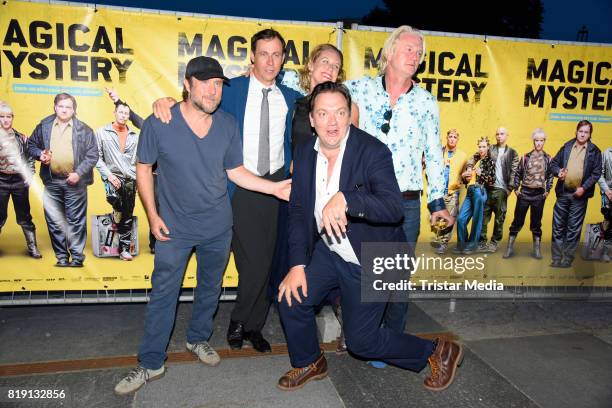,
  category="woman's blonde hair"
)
[298,44,344,93]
